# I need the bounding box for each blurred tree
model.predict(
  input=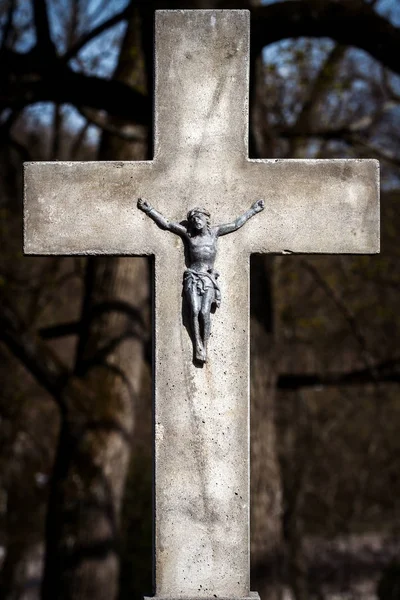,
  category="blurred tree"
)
[40,7,151,600]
